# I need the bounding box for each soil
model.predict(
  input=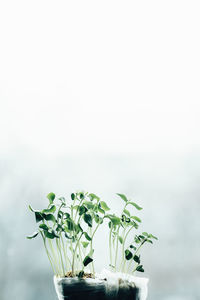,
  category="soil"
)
[65,271,93,279]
